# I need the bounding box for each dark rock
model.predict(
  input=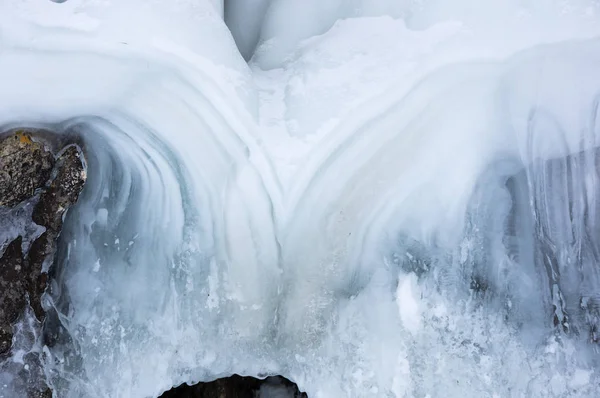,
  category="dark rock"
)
[28,145,86,321]
[0,131,54,208]
[21,352,54,398]
[28,389,53,398]
[0,134,86,355]
[161,375,261,398]
[0,237,26,355]
[0,129,87,398]
[32,146,86,232]
[26,232,54,320]
[160,375,307,398]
